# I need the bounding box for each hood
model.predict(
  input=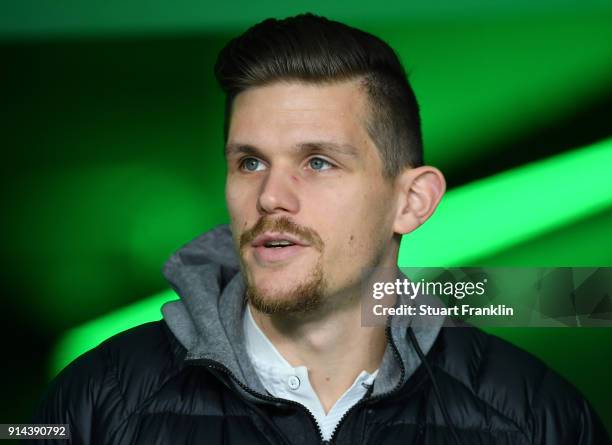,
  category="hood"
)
[161,223,445,398]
